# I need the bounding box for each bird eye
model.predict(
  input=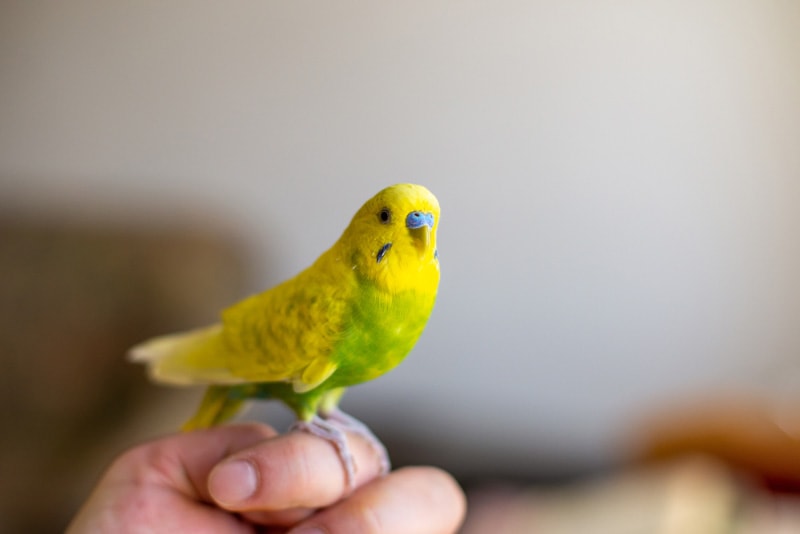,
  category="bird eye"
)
[378,208,392,224]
